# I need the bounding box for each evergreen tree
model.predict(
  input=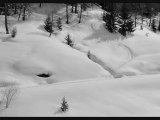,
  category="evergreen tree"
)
[57,17,62,31]
[119,23,127,36]
[158,20,160,32]
[60,96,68,112]
[119,3,135,36]
[103,3,117,33]
[126,17,135,33]
[11,27,17,38]
[44,15,53,37]
[65,34,74,47]
[151,19,157,32]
